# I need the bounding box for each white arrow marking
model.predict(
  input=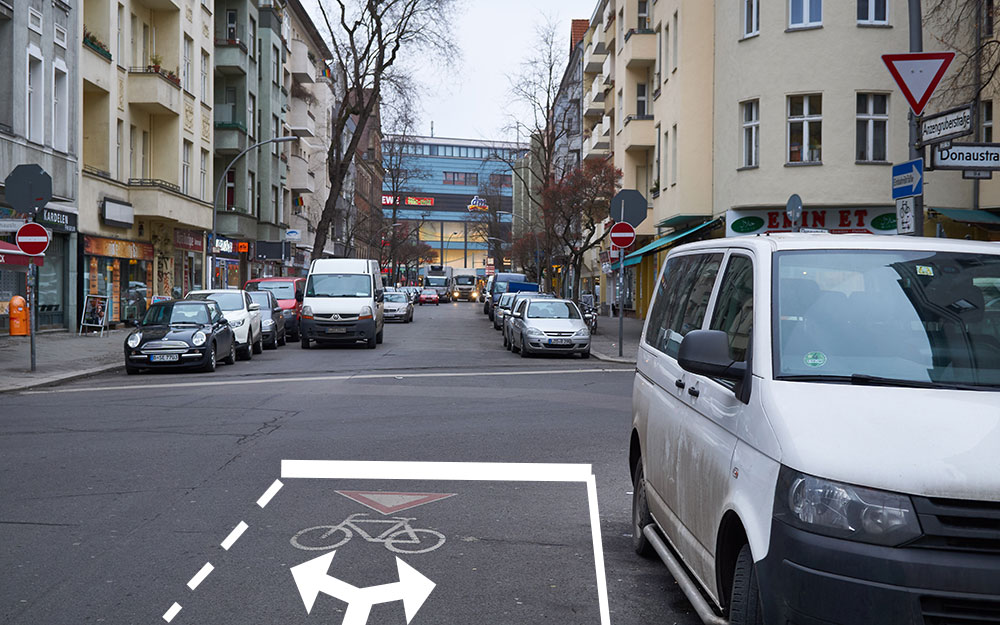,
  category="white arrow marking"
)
[911,163,922,194]
[290,551,435,625]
